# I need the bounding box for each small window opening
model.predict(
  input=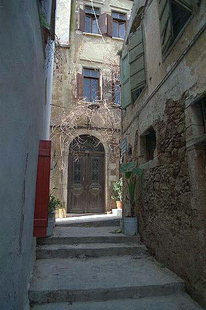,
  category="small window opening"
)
[191,96,206,138]
[171,0,192,40]
[141,127,156,162]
